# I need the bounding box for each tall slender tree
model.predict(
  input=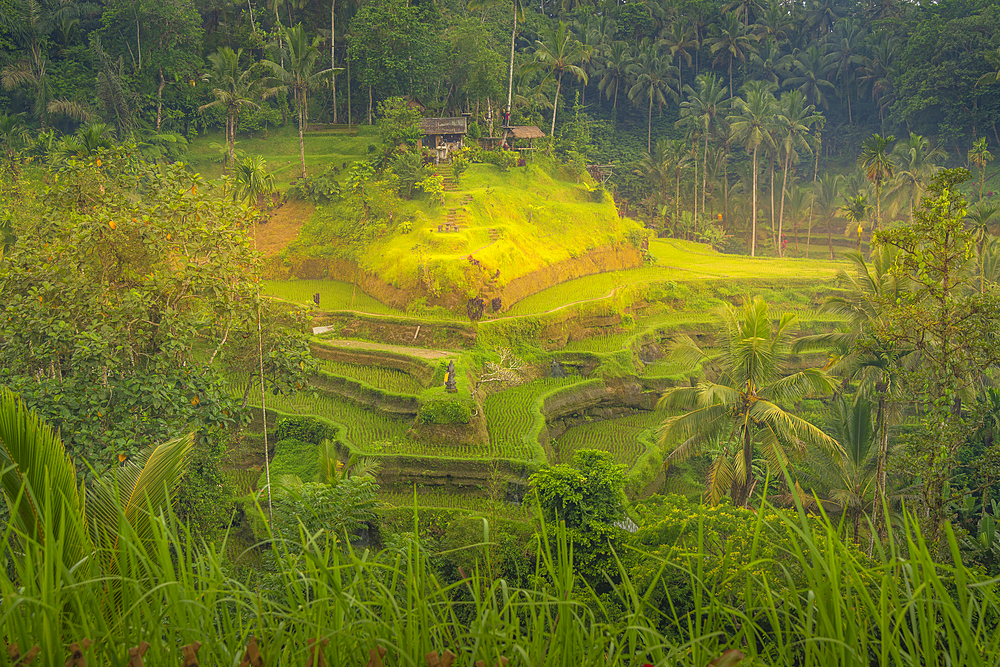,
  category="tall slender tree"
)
[263,25,340,180]
[729,82,776,256]
[858,133,896,233]
[628,46,678,153]
[200,48,262,168]
[774,90,823,256]
[678,73,731,218]
[530,21,590,140]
